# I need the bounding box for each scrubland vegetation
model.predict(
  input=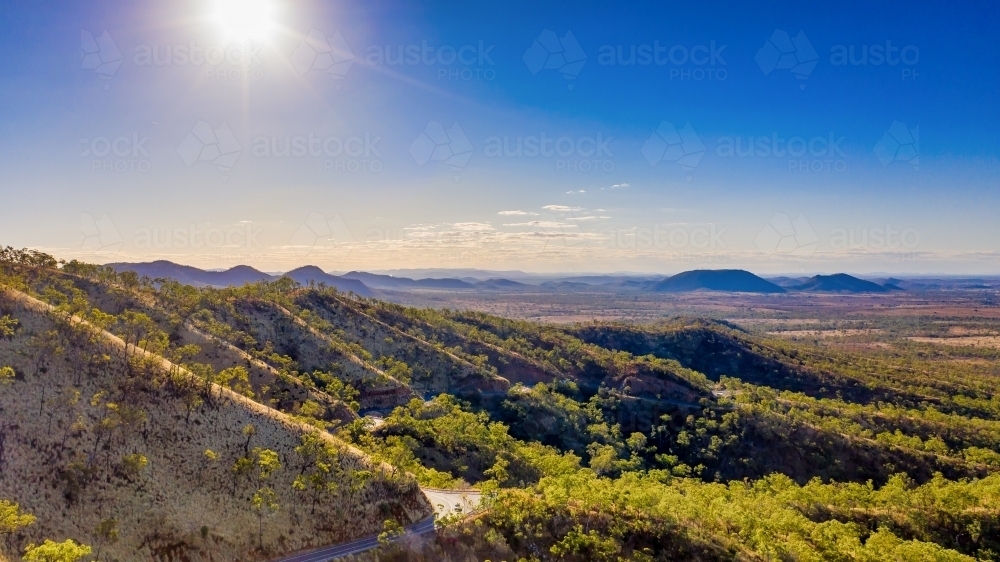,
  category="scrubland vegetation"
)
[2,246,1000,561]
